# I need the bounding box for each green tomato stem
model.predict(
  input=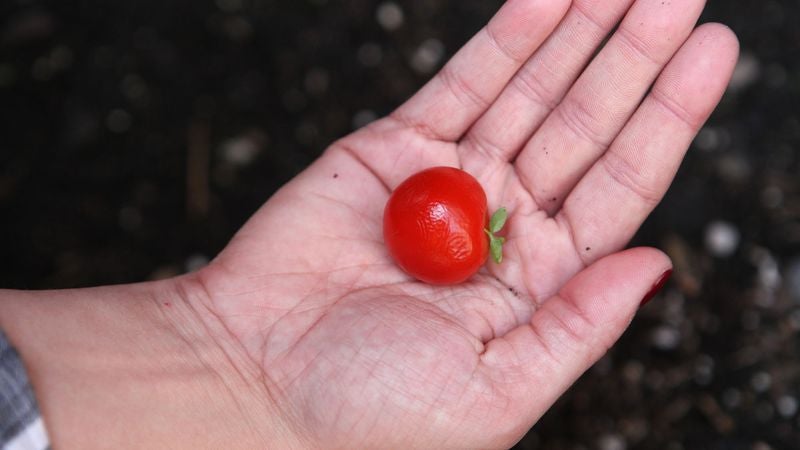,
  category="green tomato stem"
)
[485,207,508,264]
